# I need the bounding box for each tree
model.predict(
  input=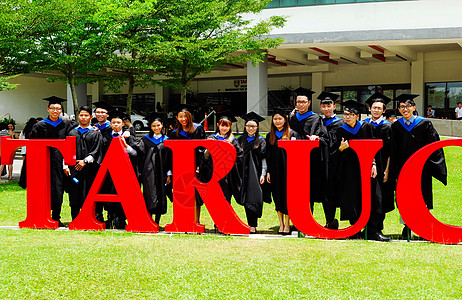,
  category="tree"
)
[0,0,78,91]
[30,0,116,116]
[152,0,286,103]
